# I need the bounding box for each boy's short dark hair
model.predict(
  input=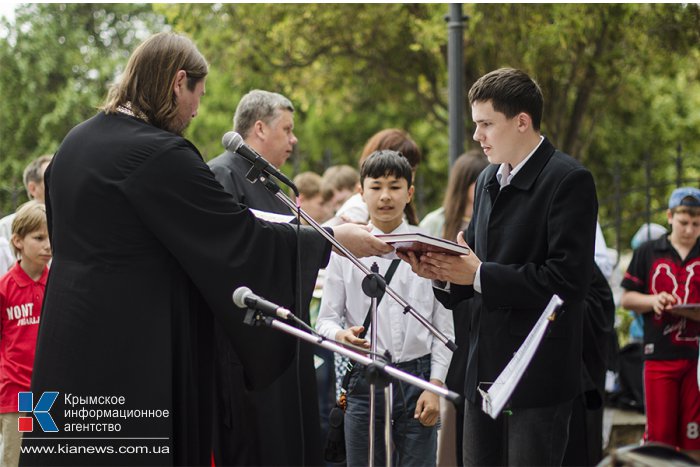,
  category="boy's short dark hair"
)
[360,150,413,187]
[671,204,700,217]
[468,67,543,131]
